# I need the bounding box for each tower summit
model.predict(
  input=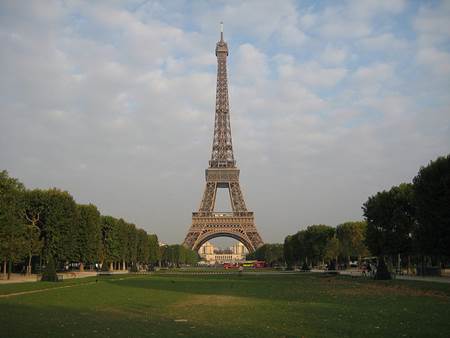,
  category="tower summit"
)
[211,22,233,168]
[182,24,264,253]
